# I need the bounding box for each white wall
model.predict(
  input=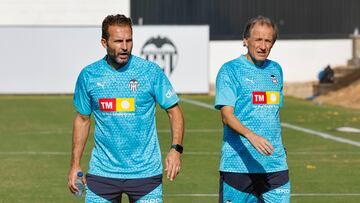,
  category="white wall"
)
[0,0,130,25]
[0,27,352,94]
[0,26,208,94]
[210,39,352,83]
[0,27,104,94]
[132,26,209,93]
[0,0,352,91]
[0,0,353,90]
